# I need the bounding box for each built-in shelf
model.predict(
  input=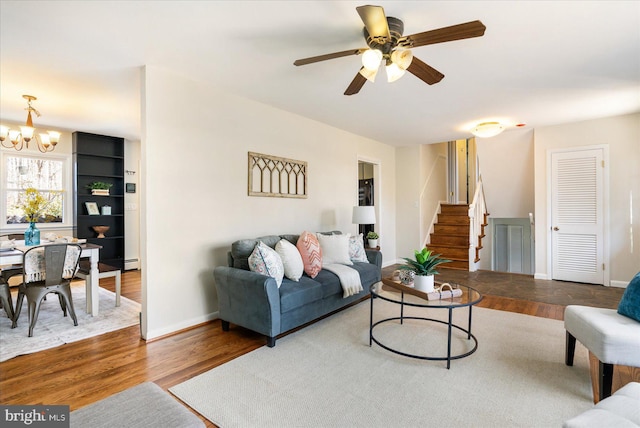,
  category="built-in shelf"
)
[73,132,125,270]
